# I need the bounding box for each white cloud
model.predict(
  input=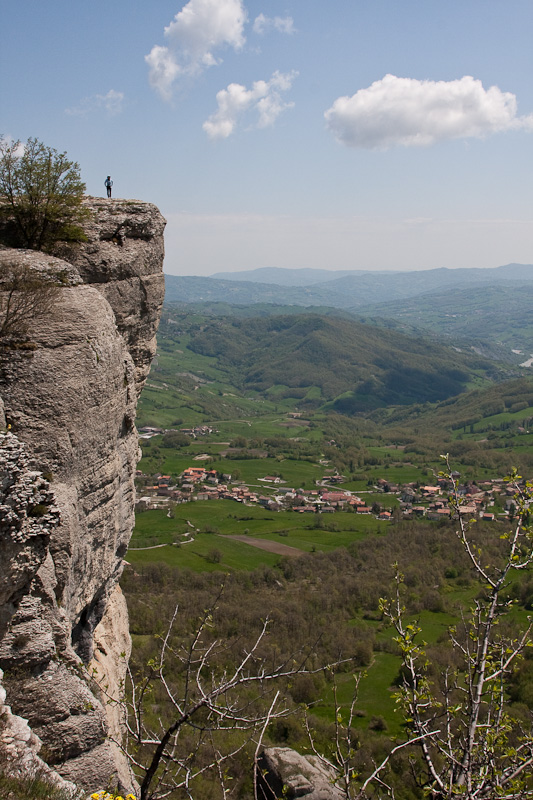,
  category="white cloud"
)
[325,74,533,149]
[146,0,247,100]
[65,89,125,116]
[144,47,182,102]
[253,13,295,35]
[203,70,297,139]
